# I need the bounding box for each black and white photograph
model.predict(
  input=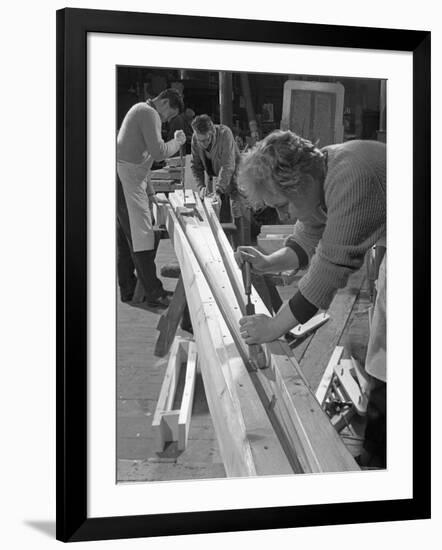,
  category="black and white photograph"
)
[50,5,433,544]
[1,0,439,546]
[116,66,387,482]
